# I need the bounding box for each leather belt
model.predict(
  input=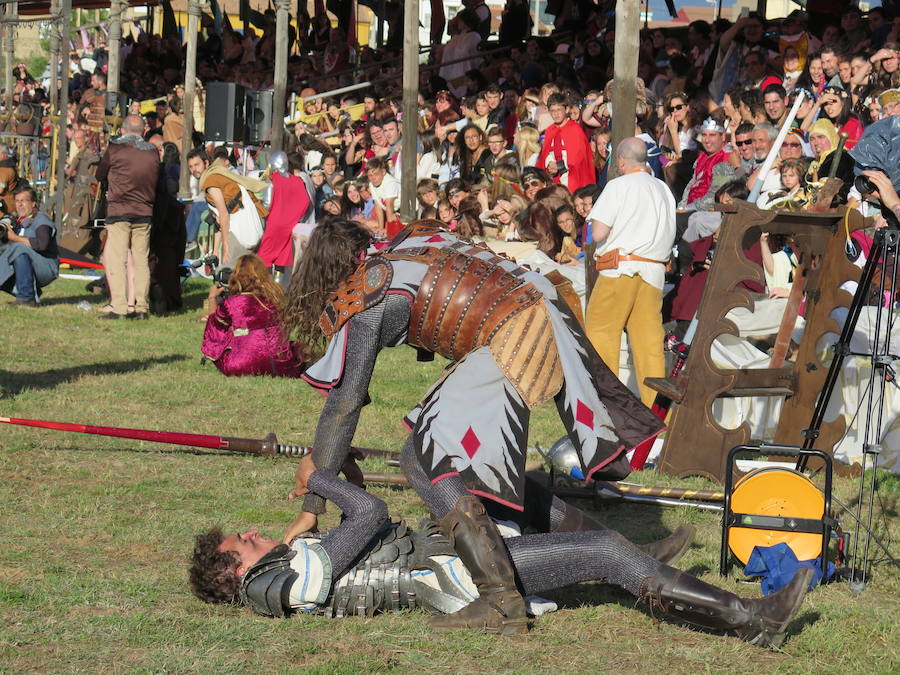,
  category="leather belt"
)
[595,248,667,271]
